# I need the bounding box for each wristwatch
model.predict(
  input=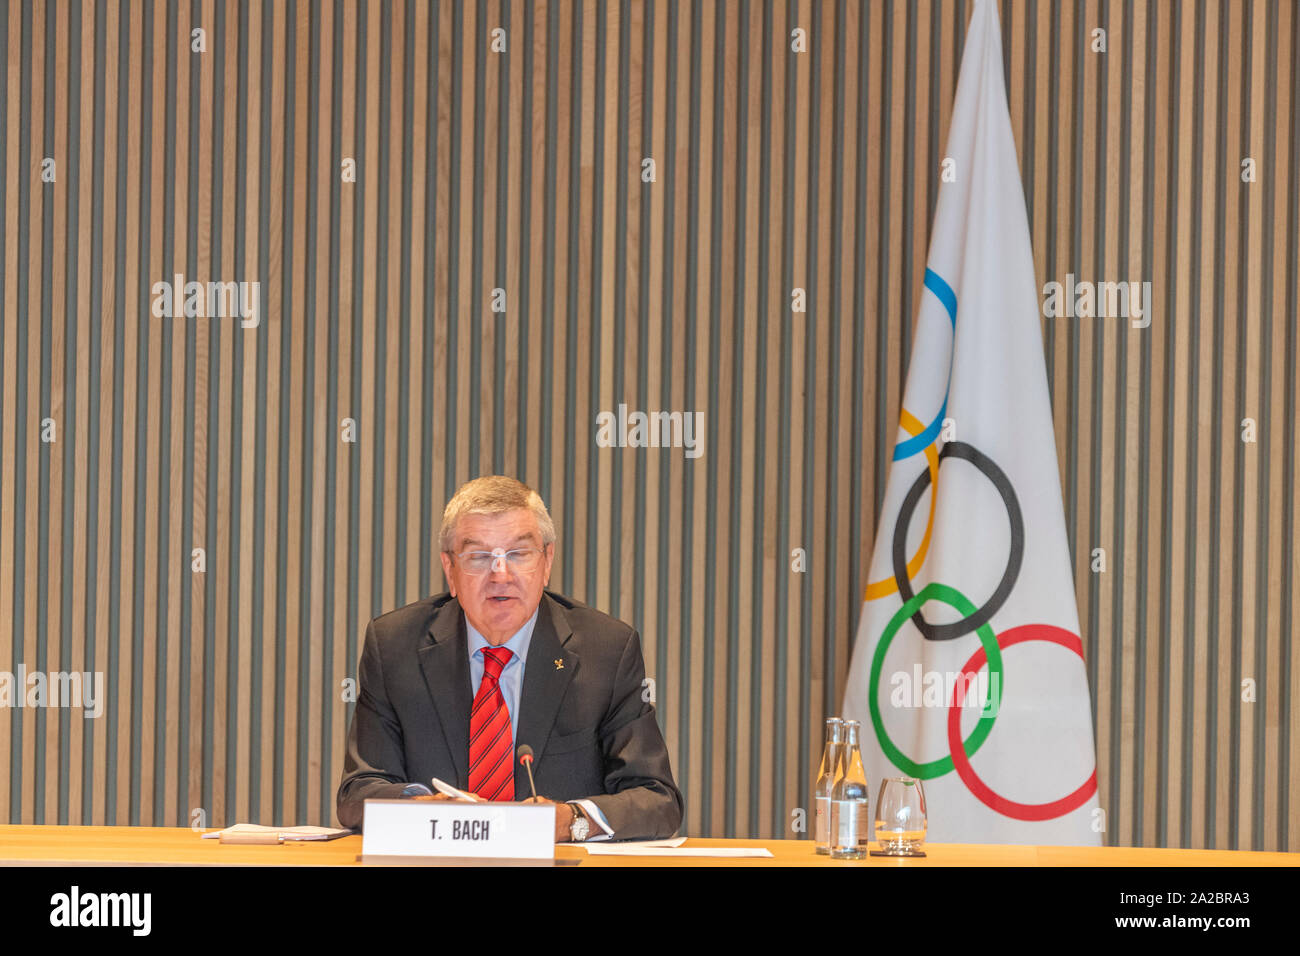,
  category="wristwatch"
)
[567,802,591,842]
